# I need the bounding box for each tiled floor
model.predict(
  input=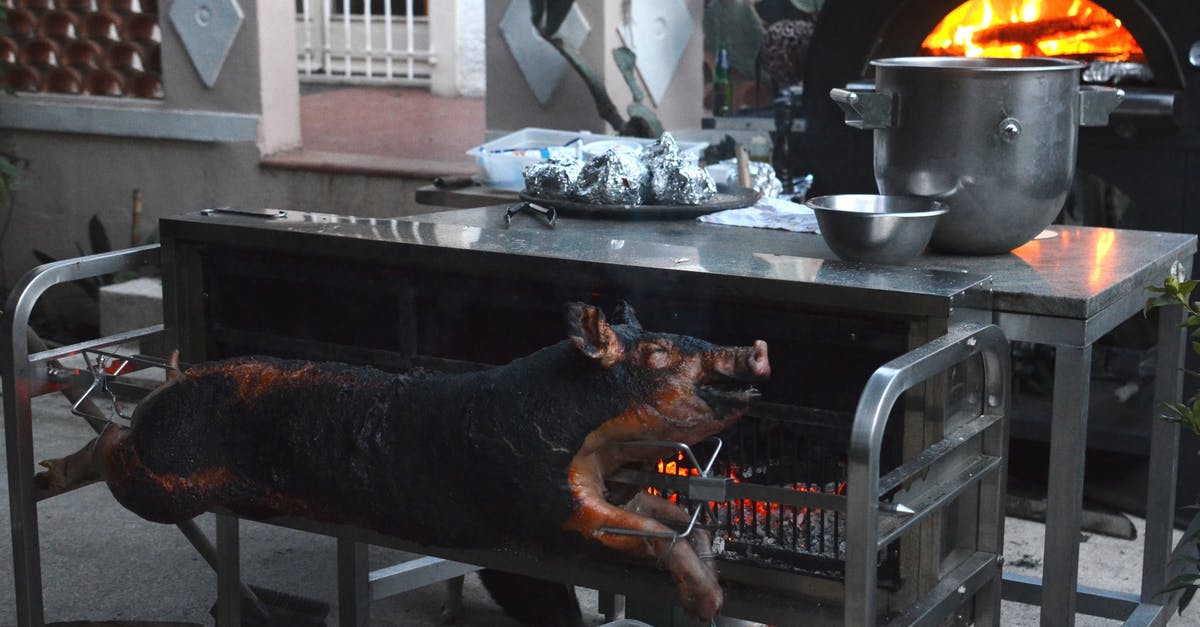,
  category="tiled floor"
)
[264,86,485,179]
